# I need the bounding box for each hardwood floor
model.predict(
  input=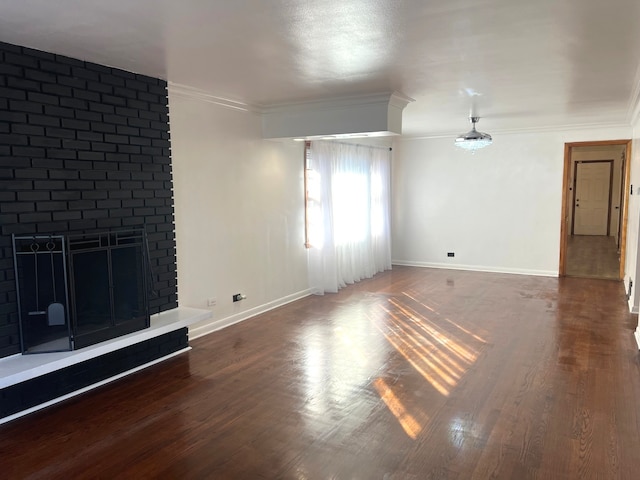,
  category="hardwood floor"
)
[566,235,620,280]
[2,267,640,479]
